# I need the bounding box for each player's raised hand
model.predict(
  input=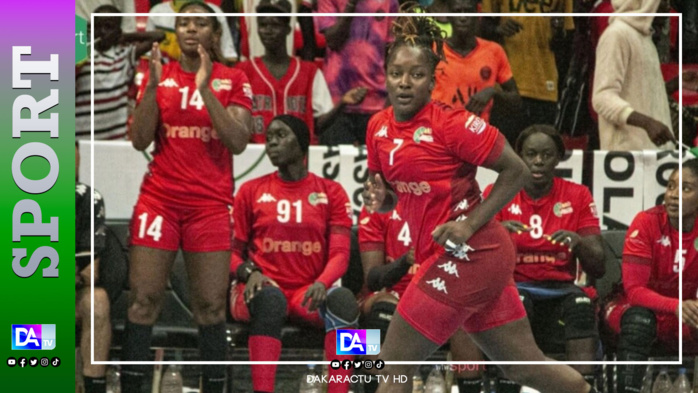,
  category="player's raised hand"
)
[363,173,387,213]
[195,44,213,92]
[302,282,327,312]
[501,220,530,234]
[147,42,163,88]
